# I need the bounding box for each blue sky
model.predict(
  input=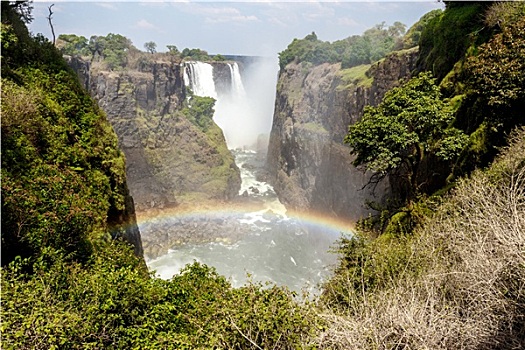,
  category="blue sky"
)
[30,1,443,57]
